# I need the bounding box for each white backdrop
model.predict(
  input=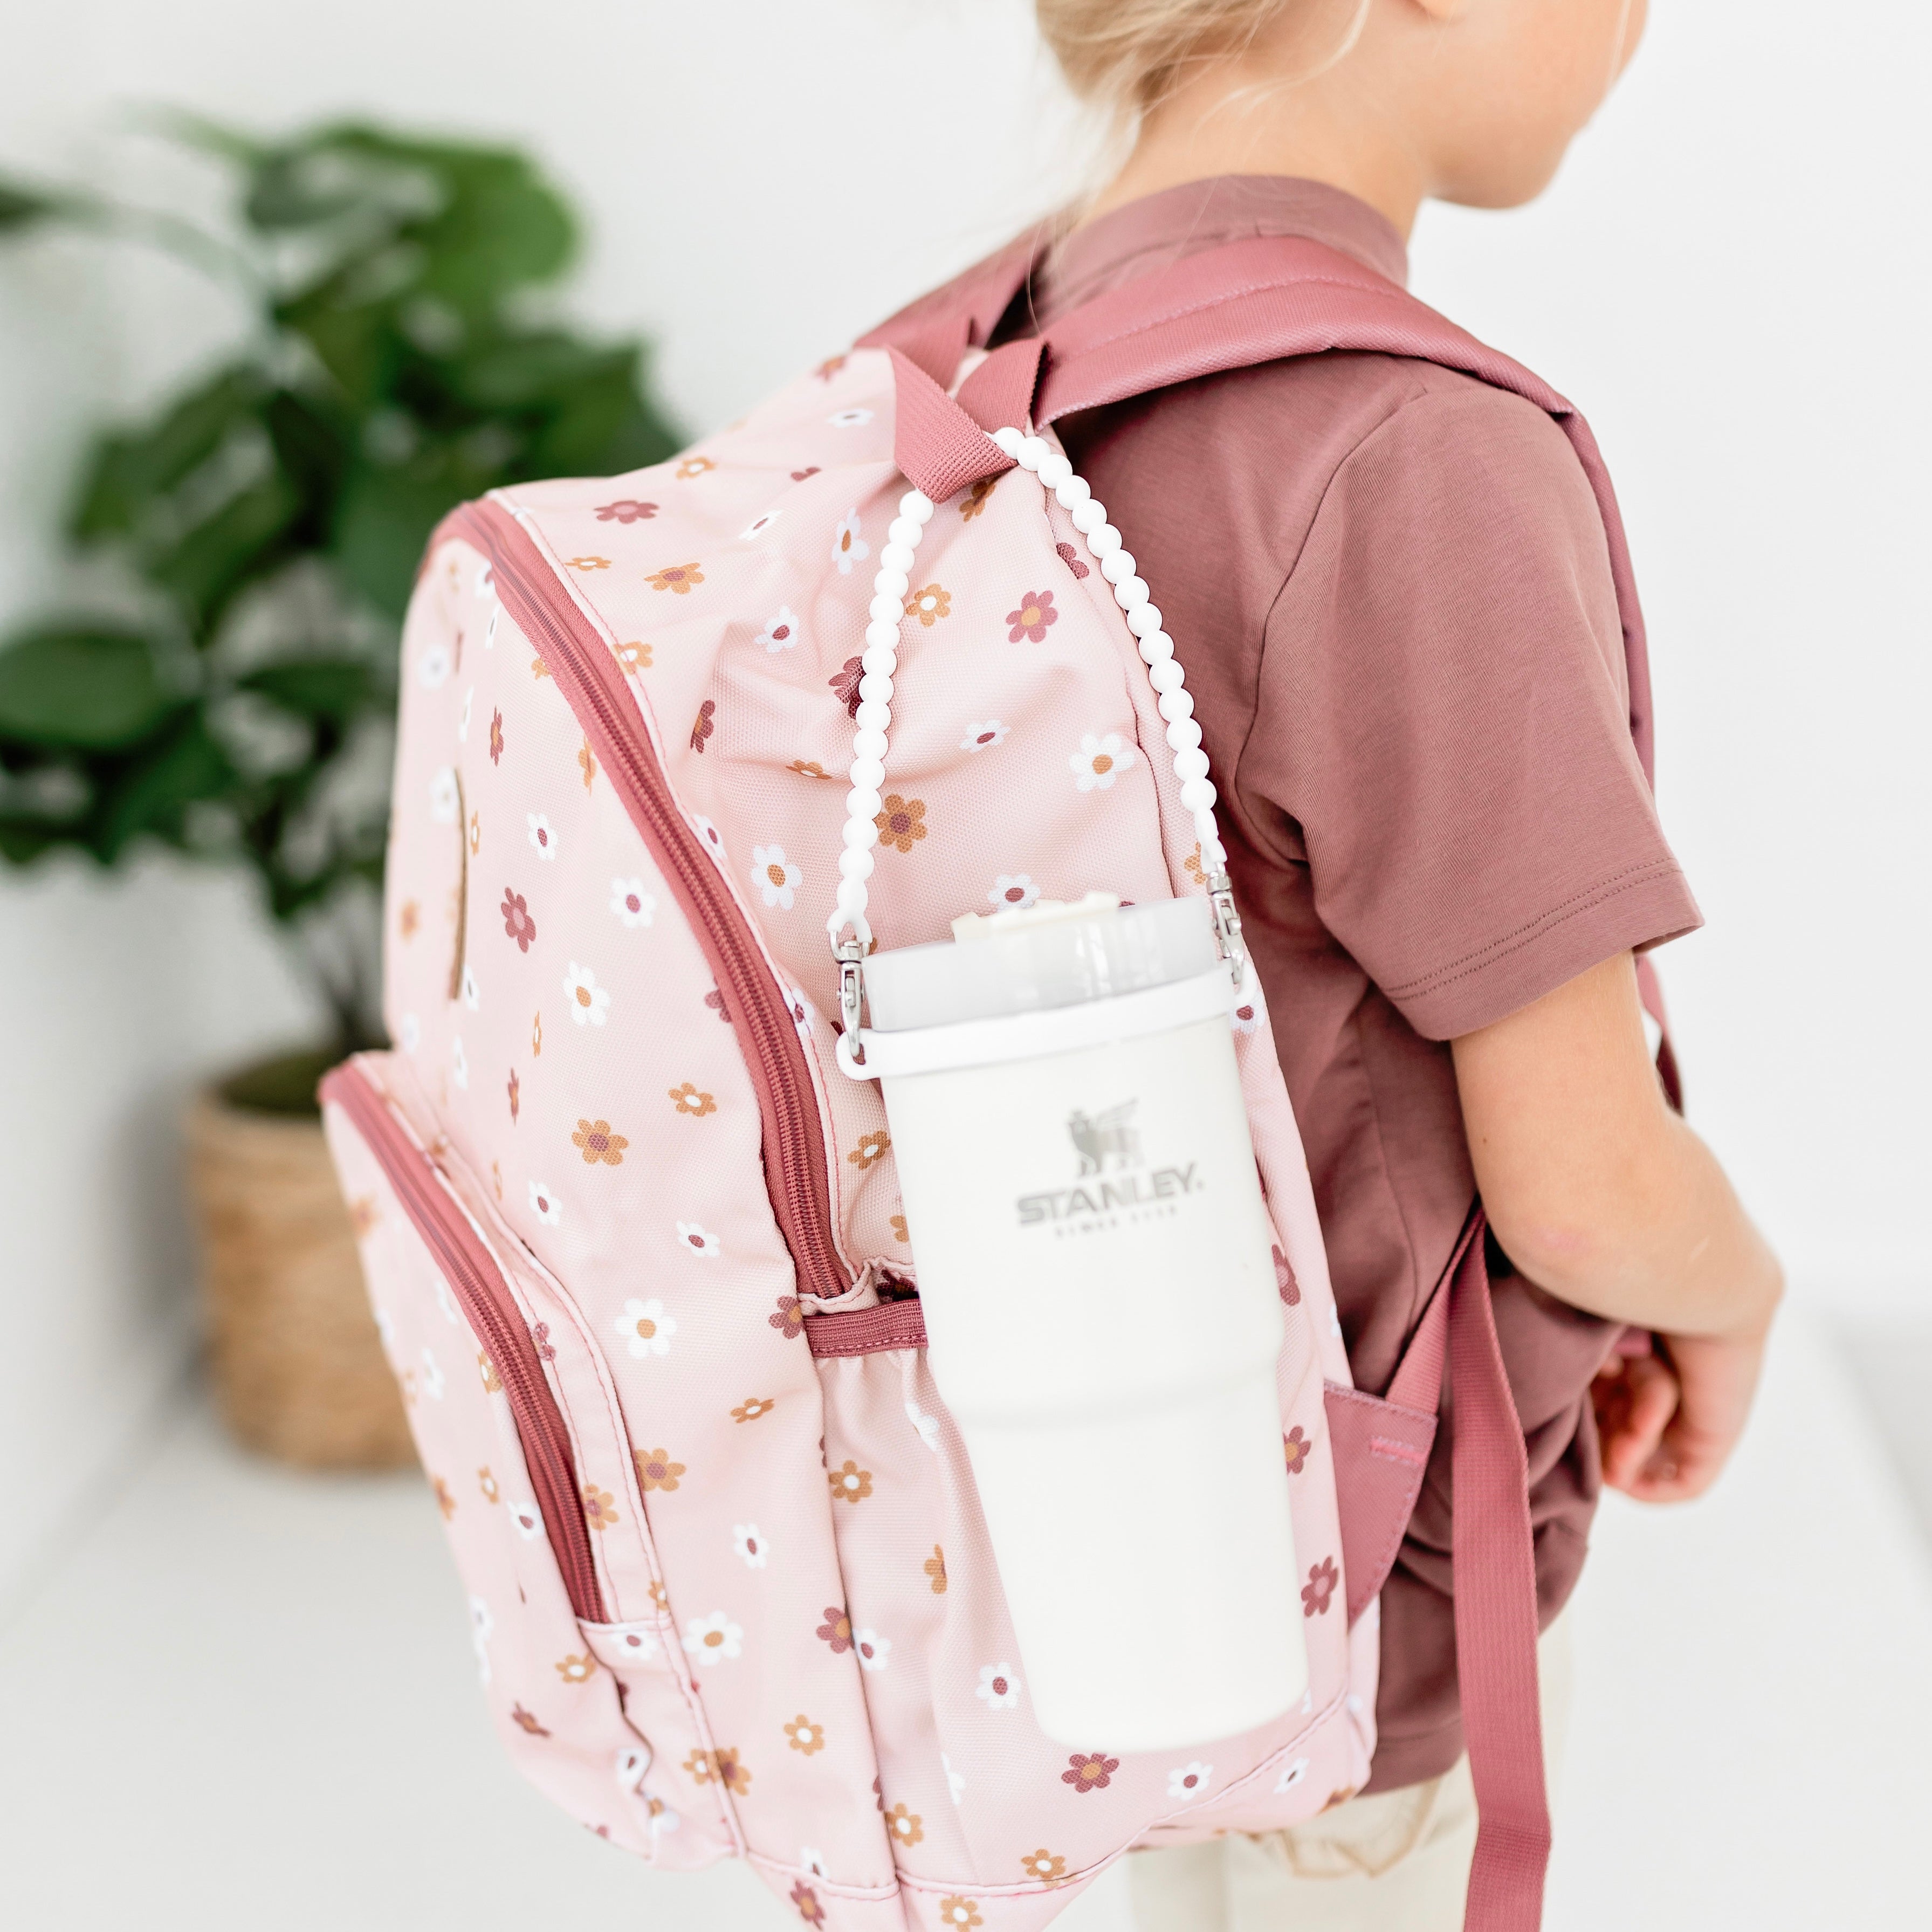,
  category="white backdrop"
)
[3,0,1926,1600]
